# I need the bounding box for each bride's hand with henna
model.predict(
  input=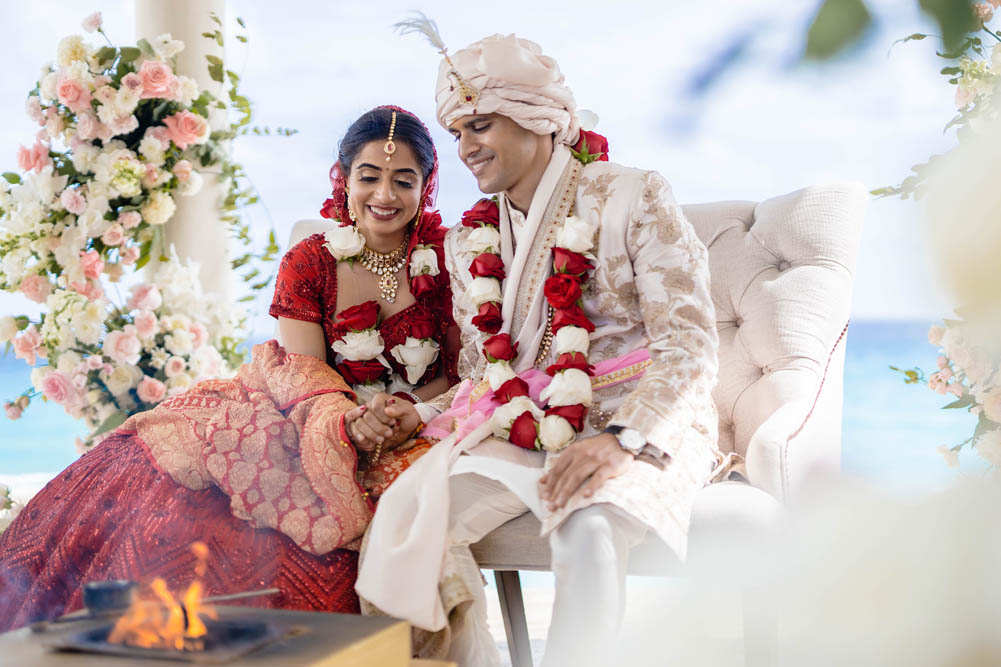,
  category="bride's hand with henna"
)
[345,393,420,452]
